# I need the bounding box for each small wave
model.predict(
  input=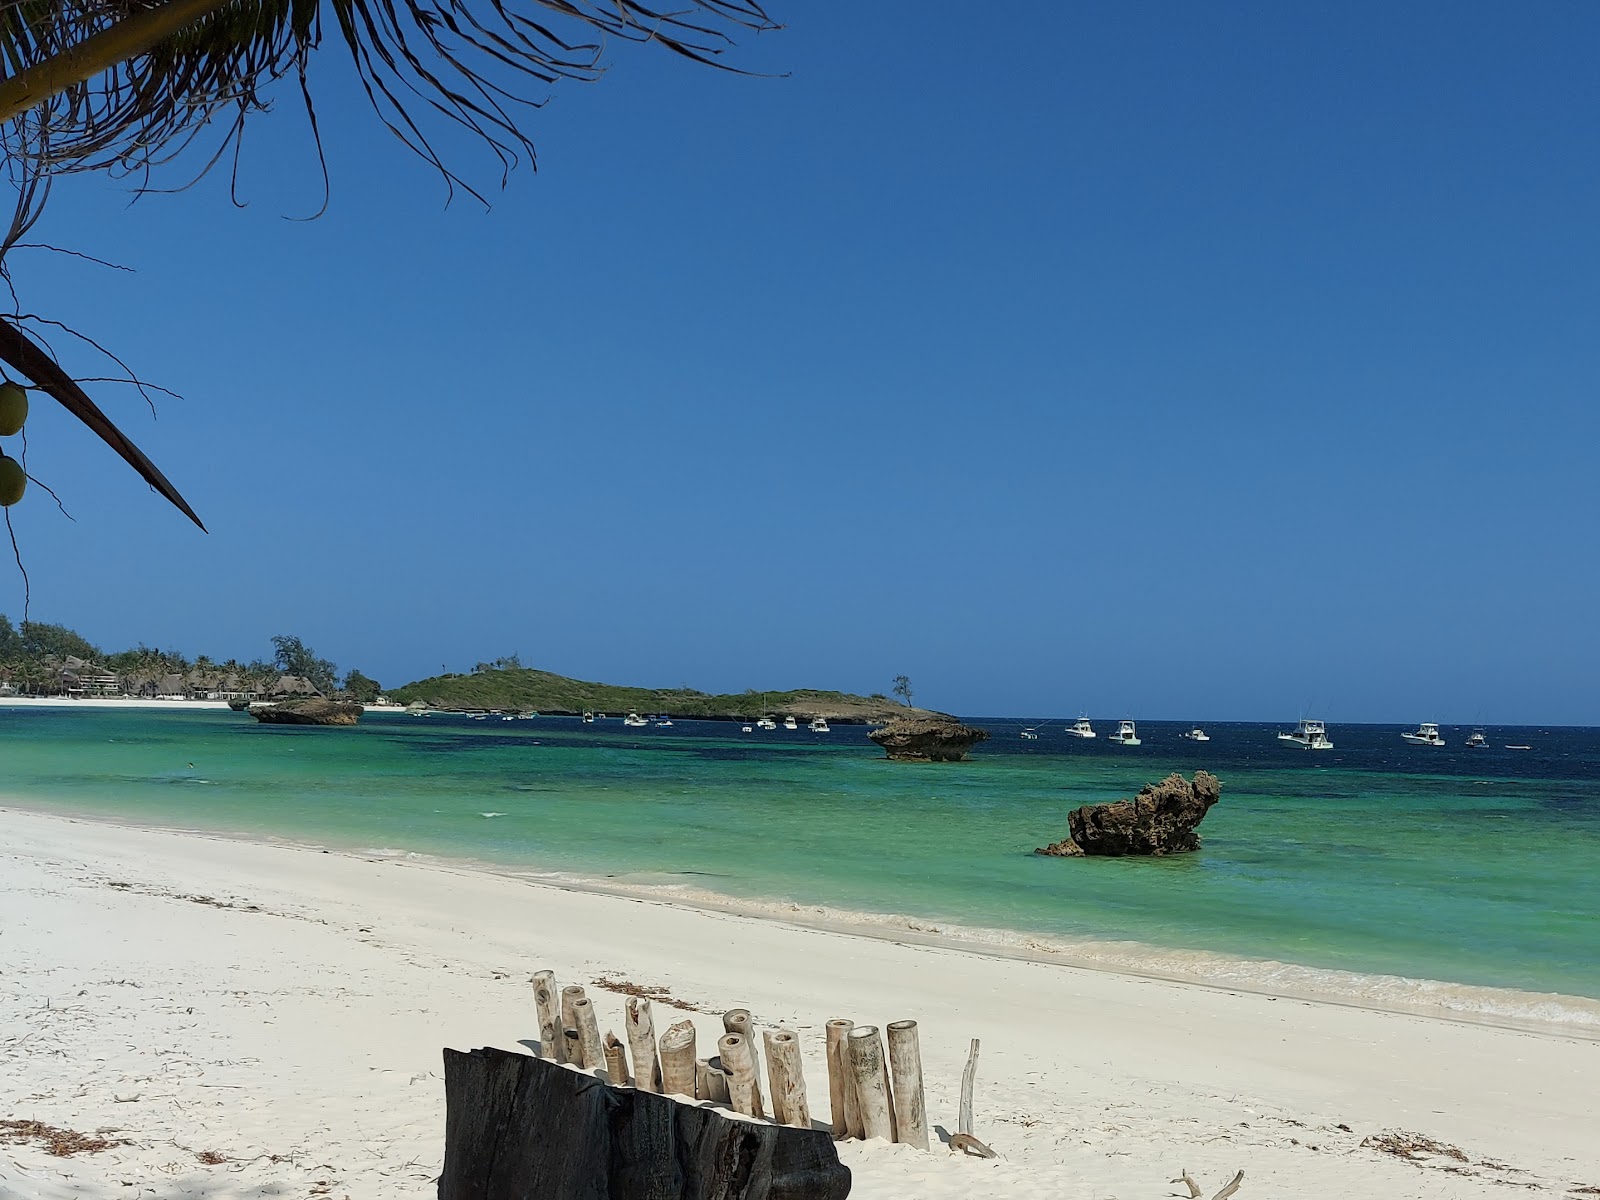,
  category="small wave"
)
[480,812,507,819]
[504,871,1600,1034]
